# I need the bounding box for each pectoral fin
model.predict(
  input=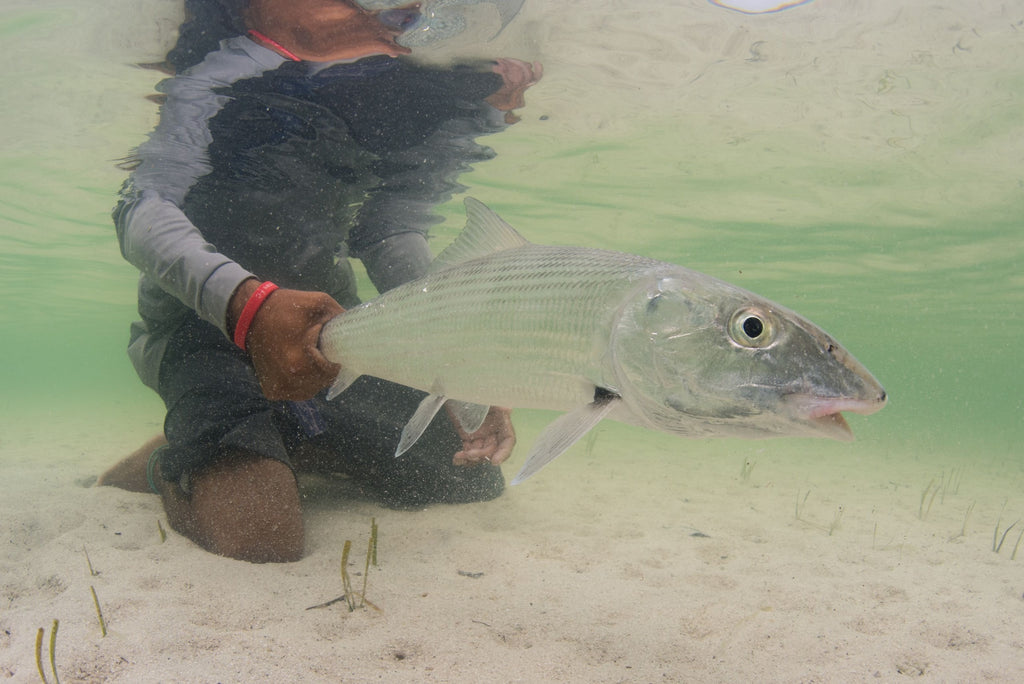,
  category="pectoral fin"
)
[396,392,448,457]
[510,389,620,485]
[326,368,362,400]
[447,401,491,435]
